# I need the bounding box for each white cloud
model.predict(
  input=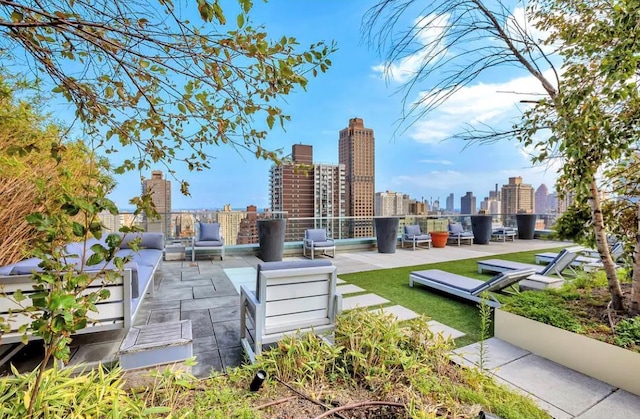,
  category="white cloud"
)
[372,14,450,84]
